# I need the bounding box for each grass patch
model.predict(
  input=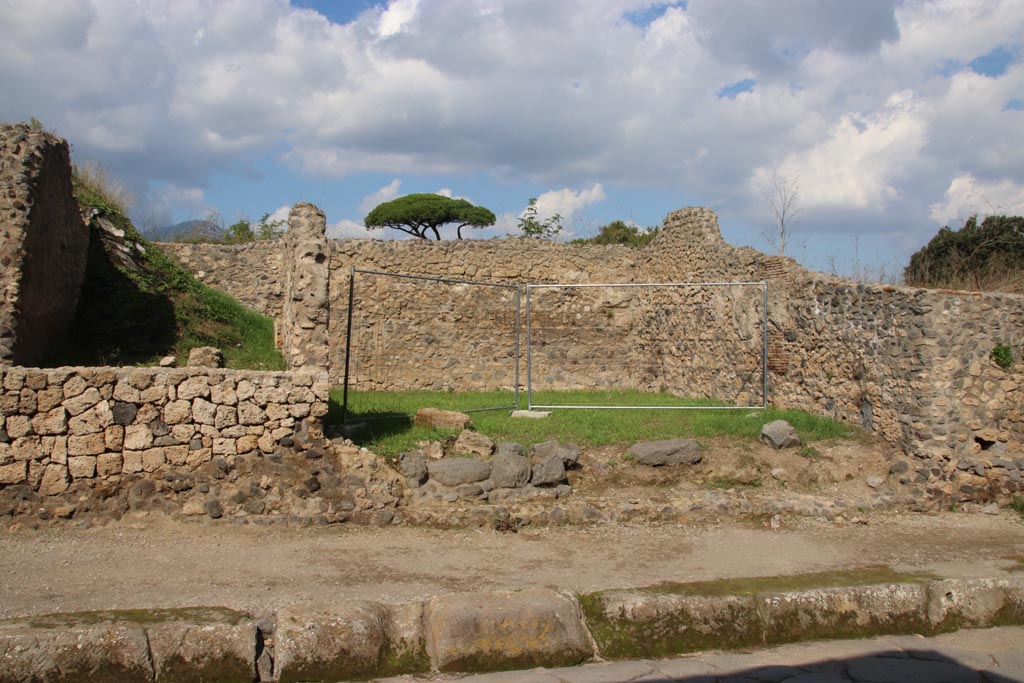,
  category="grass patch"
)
[330,388,852,458]
[1011,496,1024,518]
[45,167,284,370]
